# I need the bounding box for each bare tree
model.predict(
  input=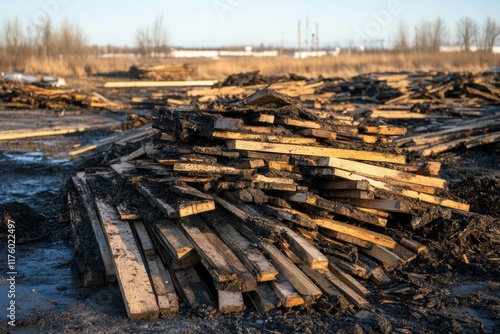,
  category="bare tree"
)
[394,21,410,52]
[414,17,446,52]
[57,19,86,56]
[3,17,26,55]
[480,17,500,52]
[414,19,432,52]
[35,16,55,58]
[457,17,478,51]
[136,14,168,57]
[430,17,446,52]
